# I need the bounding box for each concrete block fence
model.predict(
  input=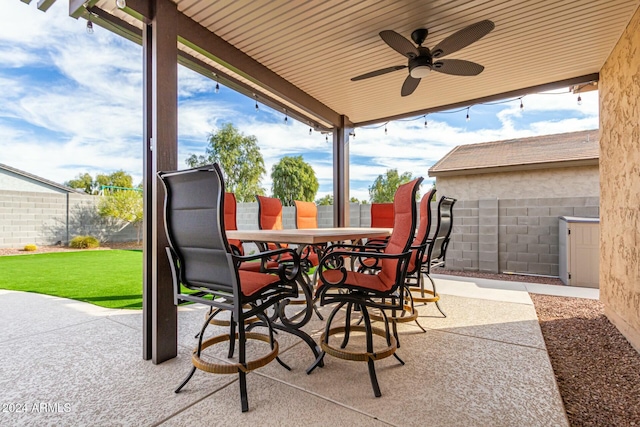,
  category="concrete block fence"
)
[446,196,600,276]
[0,190,136,248]
[1,189,600,277]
